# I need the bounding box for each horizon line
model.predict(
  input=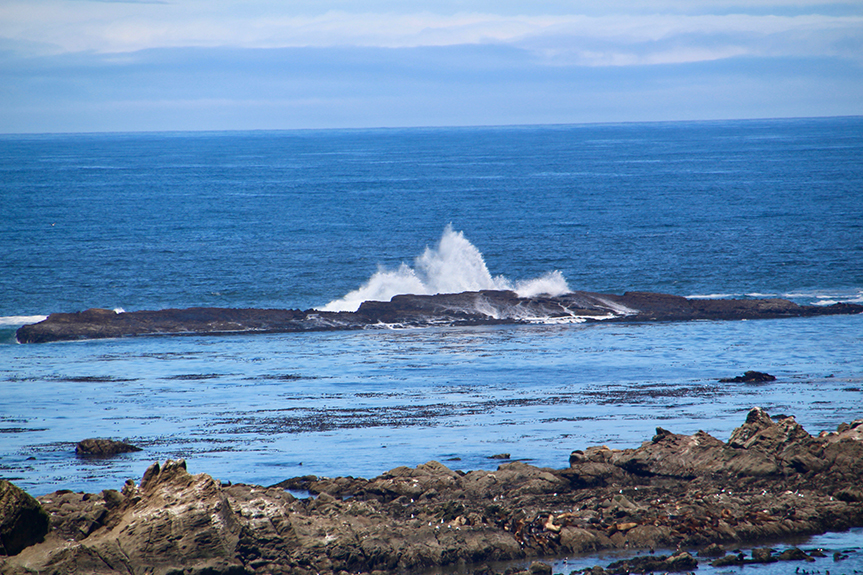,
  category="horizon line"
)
[1,113,860,138]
